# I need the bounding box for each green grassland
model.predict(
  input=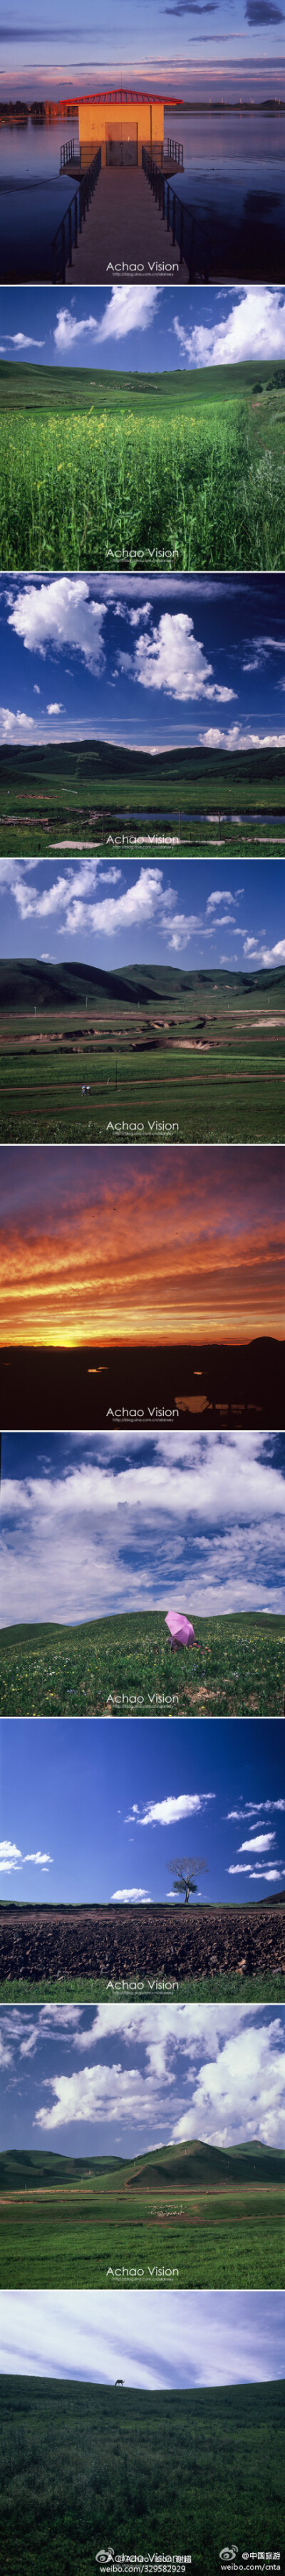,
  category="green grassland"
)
[0,359,284,569]
[1,2378,284,2576]
[1,1043,284,1146]
[0,2142,284,2291]
[1,966,284,1144]
[0,1970,284,2003]
[0,1610,284,1715]
[0,2195,281,2292]
[1,738,285,858]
